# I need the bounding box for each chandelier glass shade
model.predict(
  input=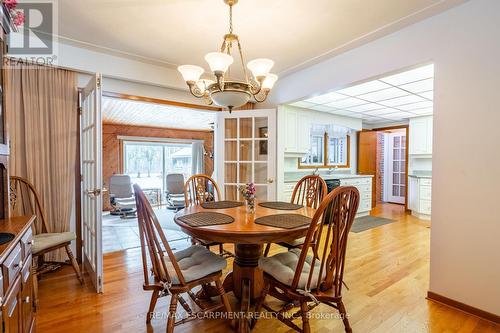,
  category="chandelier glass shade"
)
[178,0,278,112]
